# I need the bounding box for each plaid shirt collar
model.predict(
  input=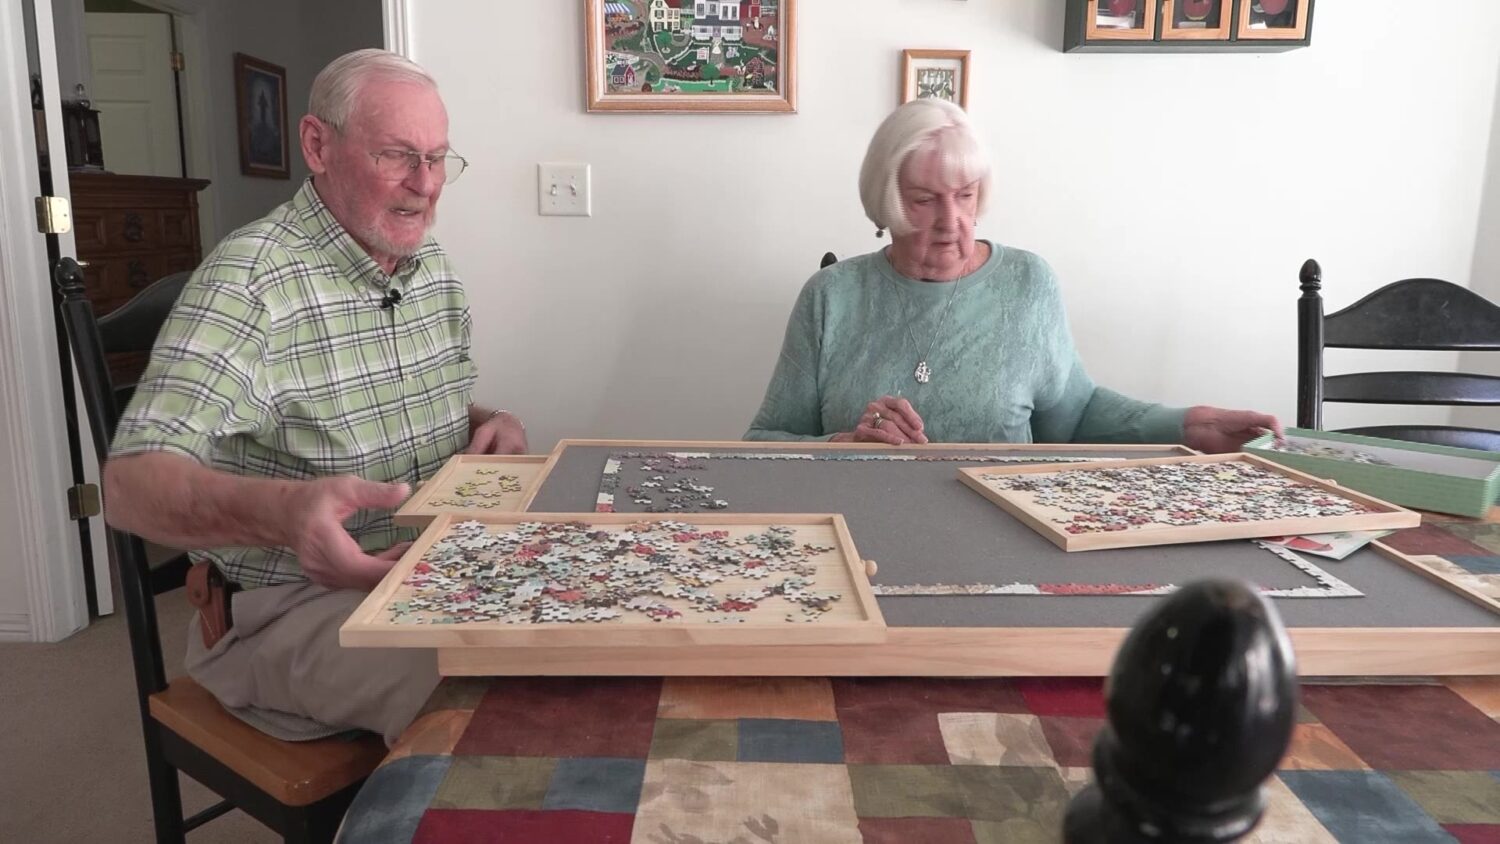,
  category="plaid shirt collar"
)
[294,177,437,294]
